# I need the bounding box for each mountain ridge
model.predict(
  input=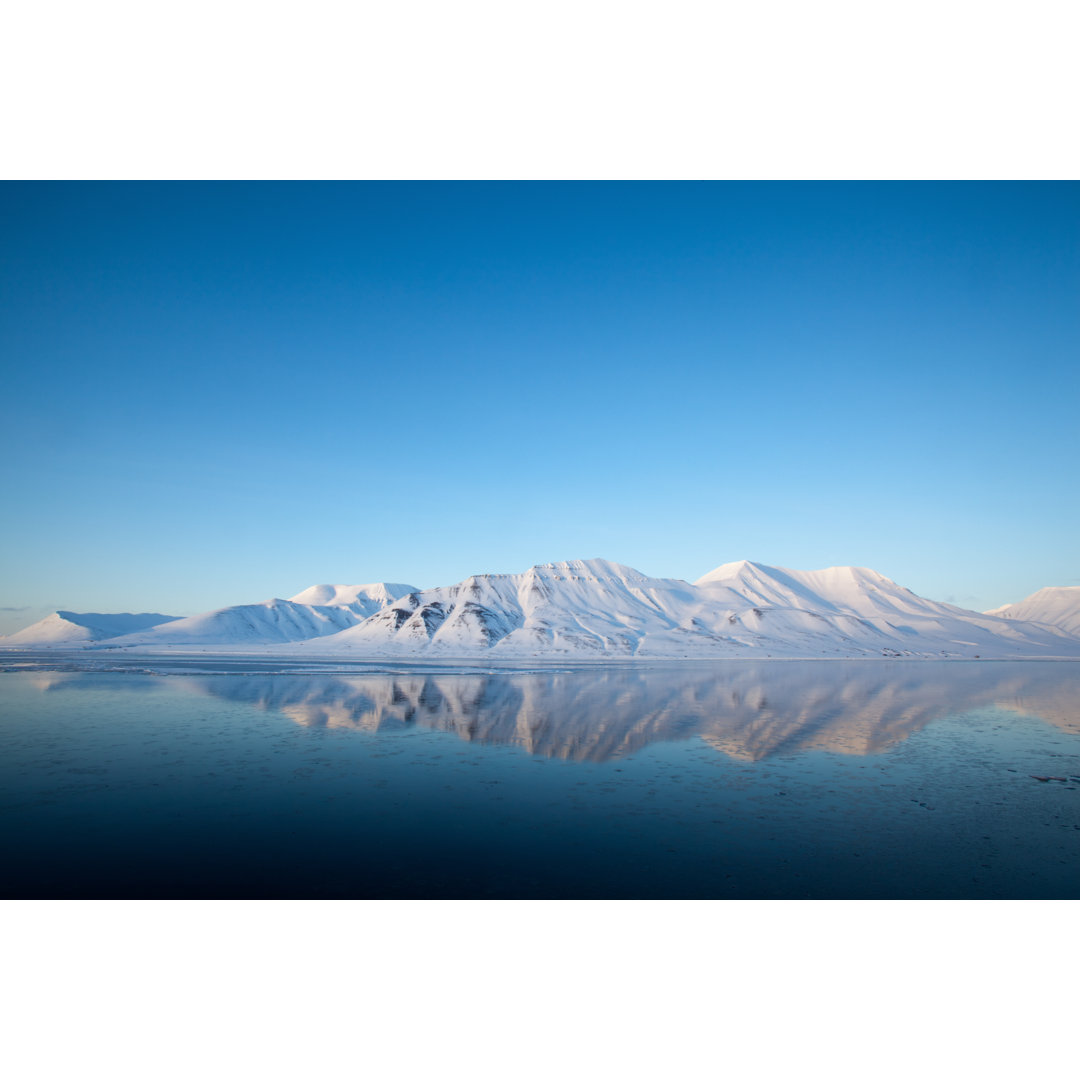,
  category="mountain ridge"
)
[4,560,1079,658]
